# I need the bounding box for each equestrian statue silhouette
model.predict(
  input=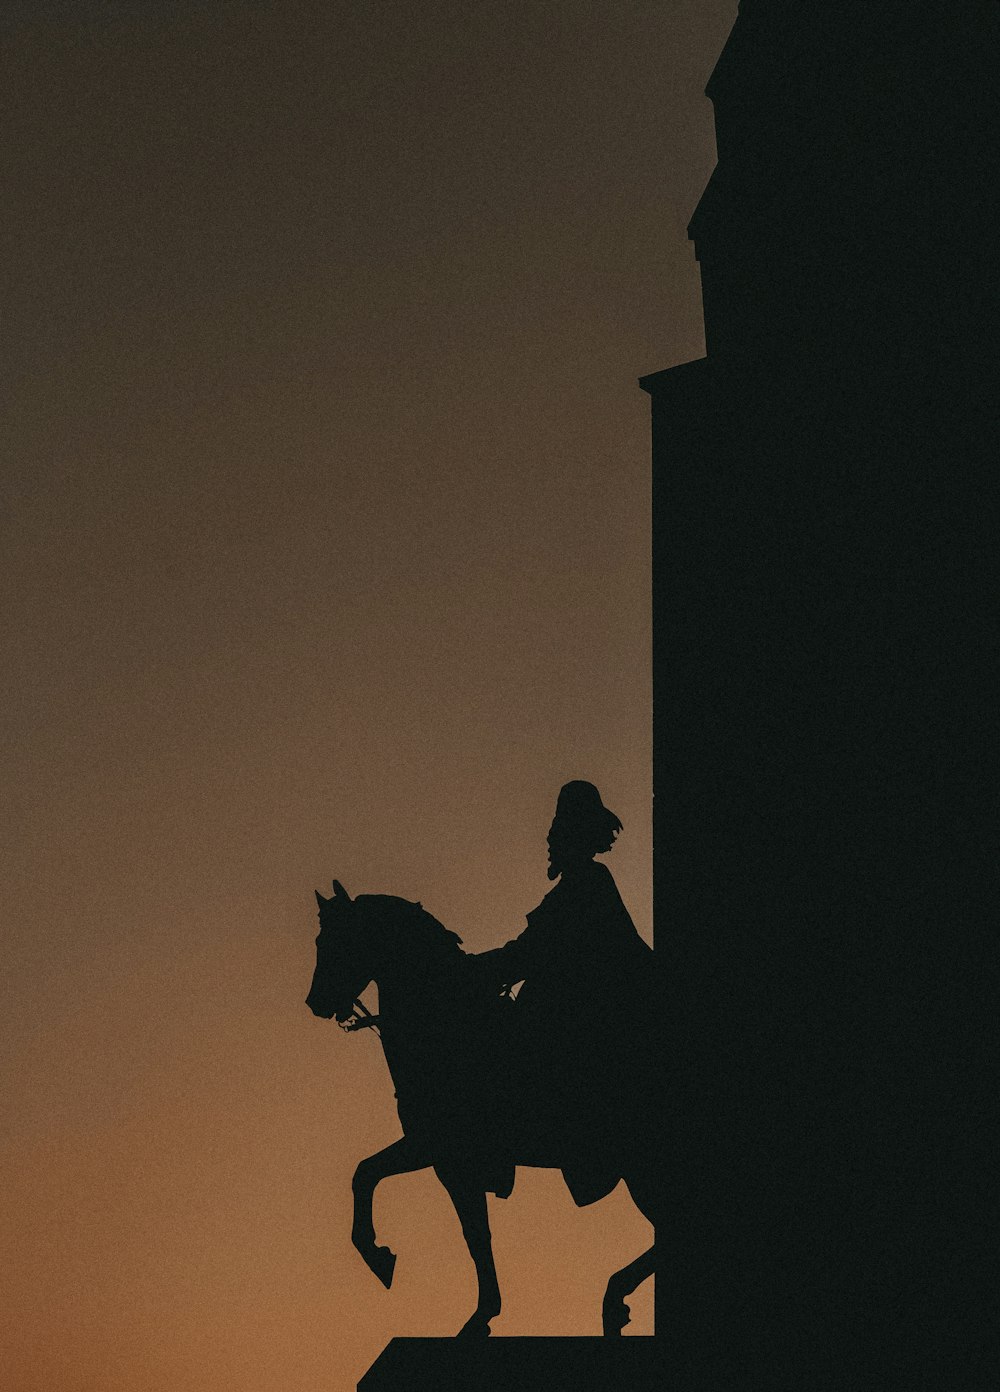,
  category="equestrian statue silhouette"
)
[305,782,656,1337]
